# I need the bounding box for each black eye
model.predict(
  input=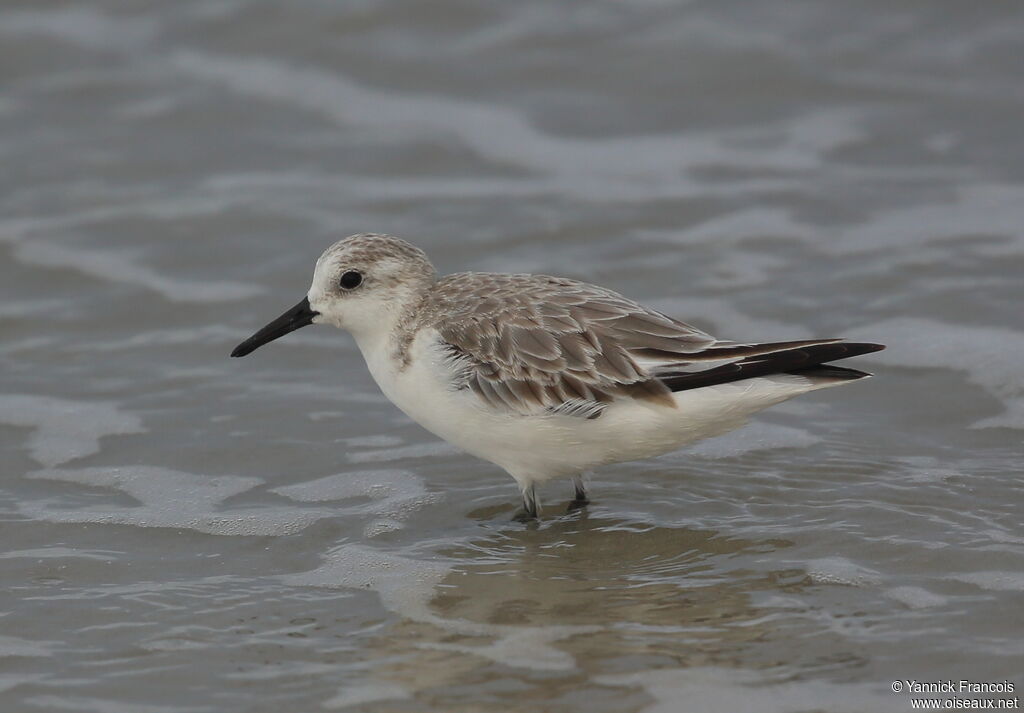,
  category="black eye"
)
[339,270,362,289]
